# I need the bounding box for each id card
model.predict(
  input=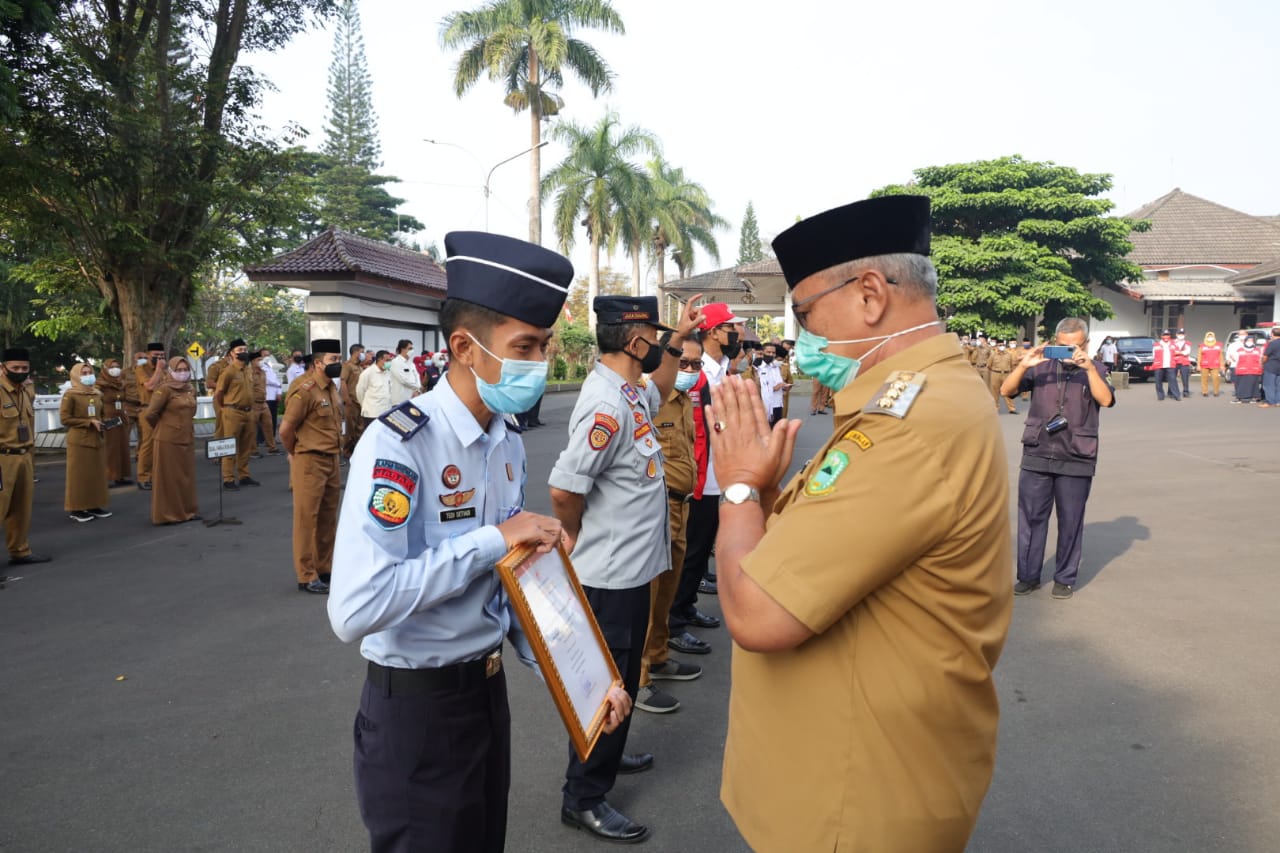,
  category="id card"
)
[17,423,29,442]
[88,404,96,417]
